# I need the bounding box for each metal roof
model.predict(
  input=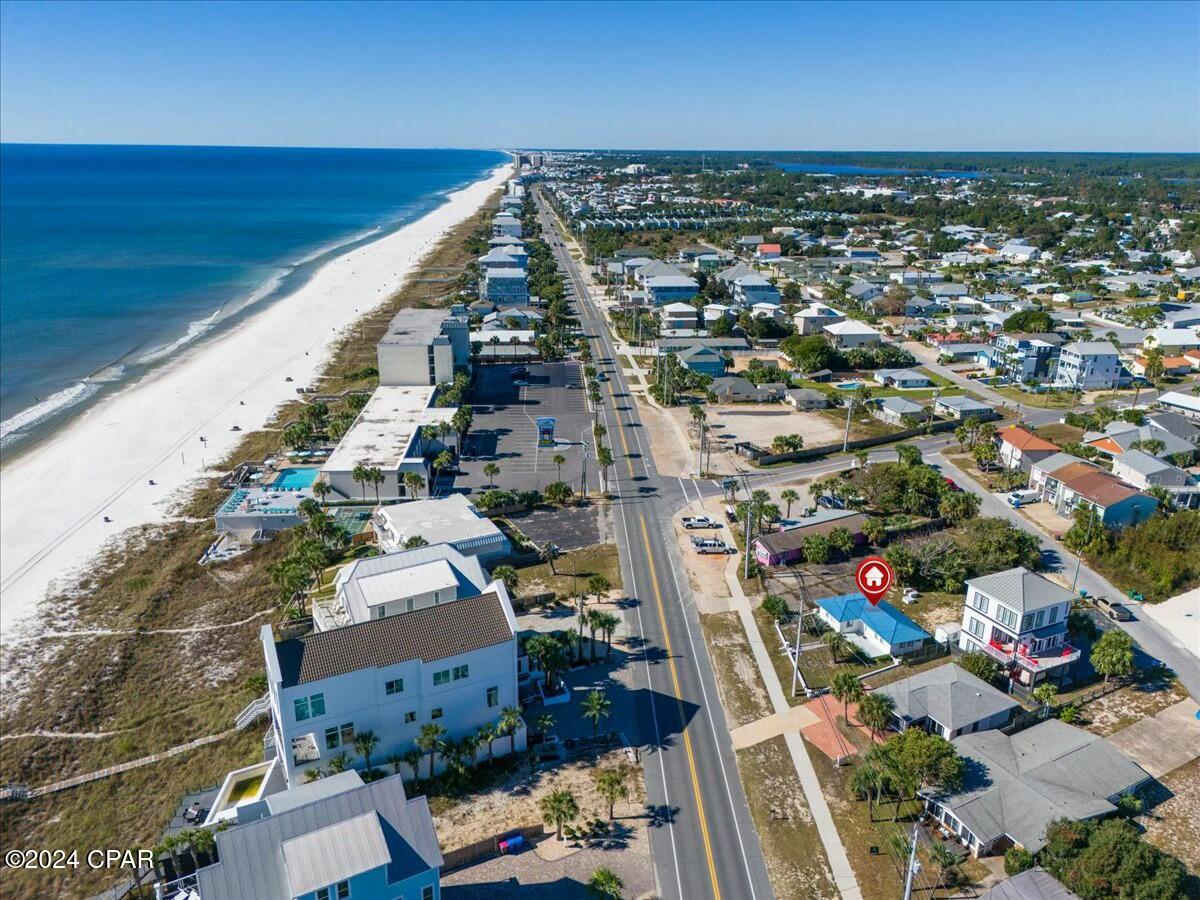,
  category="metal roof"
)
[815,593,929,646]
[281,812,391,896]
[966,567,1076,616]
